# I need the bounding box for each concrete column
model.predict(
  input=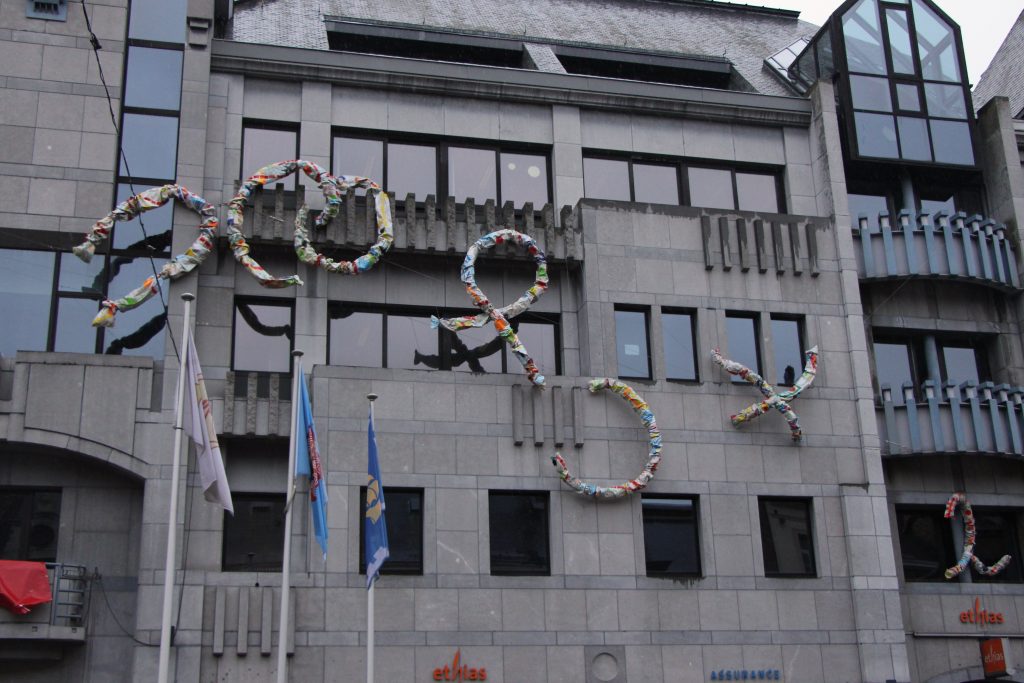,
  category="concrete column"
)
[923,334,941,385]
